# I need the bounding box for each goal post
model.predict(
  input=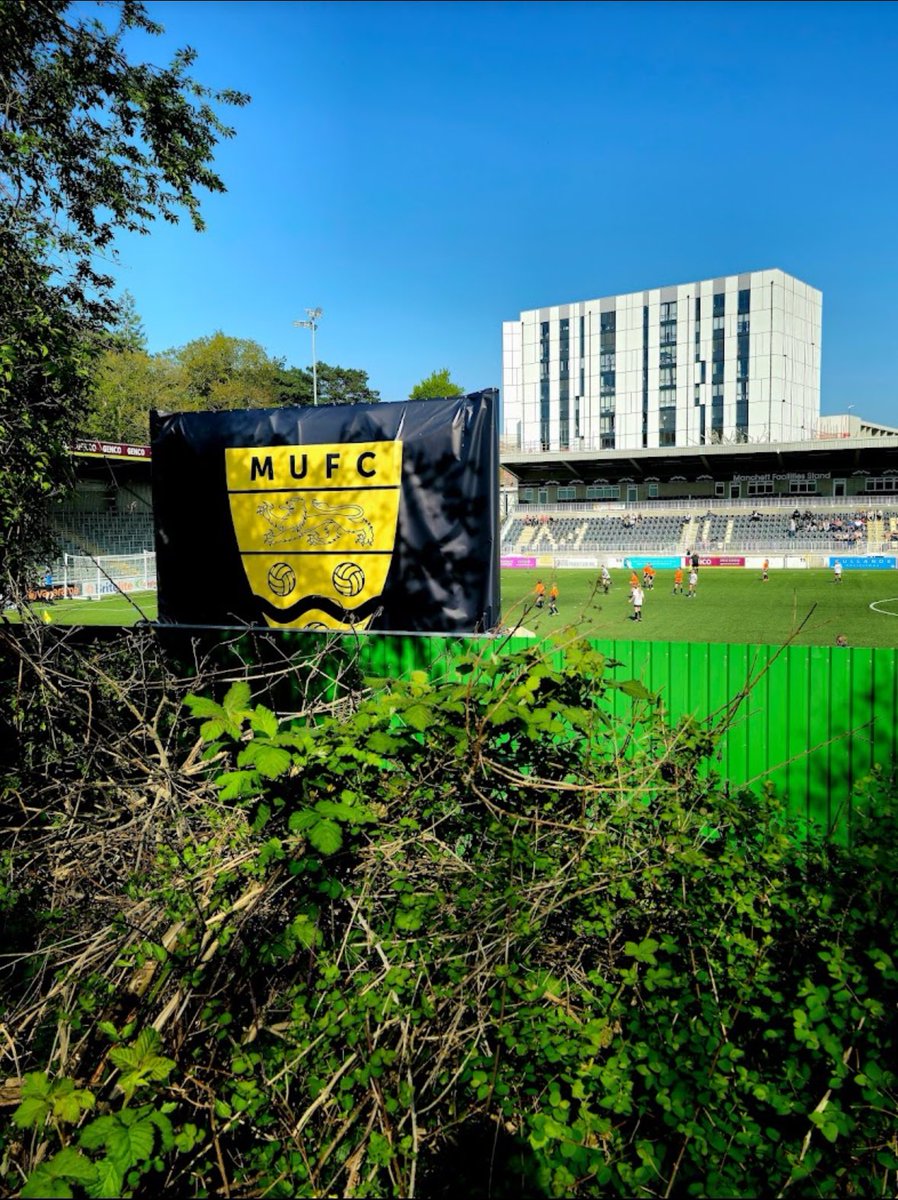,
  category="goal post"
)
[60,552,157,599]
